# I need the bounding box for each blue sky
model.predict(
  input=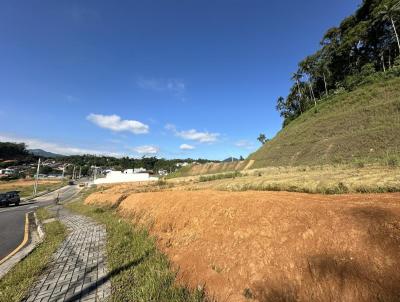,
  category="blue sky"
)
[0,0,360,160]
